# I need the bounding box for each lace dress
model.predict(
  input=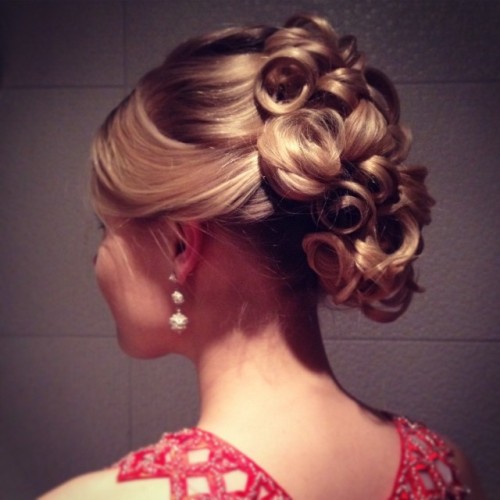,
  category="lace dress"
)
[116,416,469,499]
